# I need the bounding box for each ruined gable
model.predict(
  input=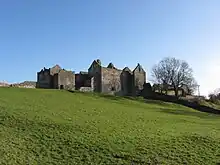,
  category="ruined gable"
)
[123,67,132,73]
[53,69,75,90]
[132,63,146,94]
[107,63,116,69]
[88,59,101,75]
[133,63,145,73]
[50,64,62,75]
[87,59,102,92]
